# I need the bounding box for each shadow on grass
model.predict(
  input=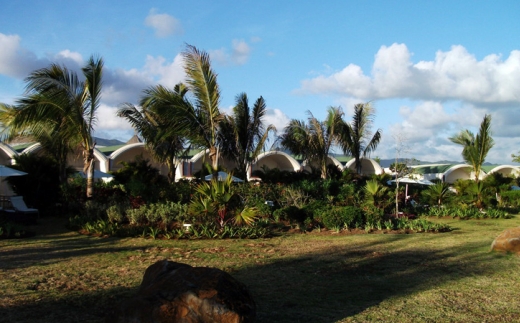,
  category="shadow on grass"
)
[0,217,146,270]
[234,240,499,322]
[0,221,506,323]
